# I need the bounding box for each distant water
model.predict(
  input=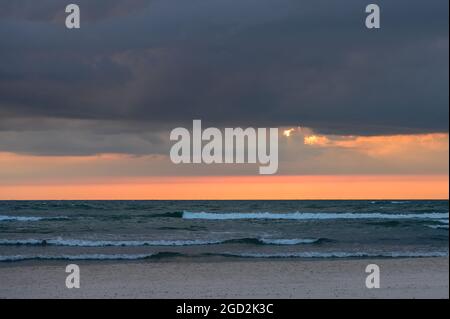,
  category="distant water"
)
[0,200,448,262]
